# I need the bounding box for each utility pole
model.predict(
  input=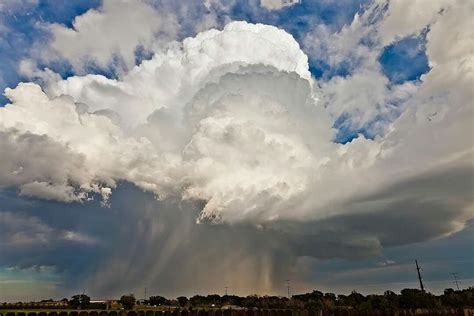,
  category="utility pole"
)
[415,260,425,292]
[144,287,147,301]
[225,287,228,296]
[451,273,460,290]
[286,280,291,298]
